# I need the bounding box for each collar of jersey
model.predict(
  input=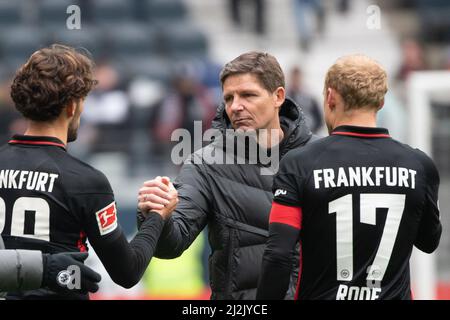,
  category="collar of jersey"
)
[9,134,67,150]
[331,125,390,138]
